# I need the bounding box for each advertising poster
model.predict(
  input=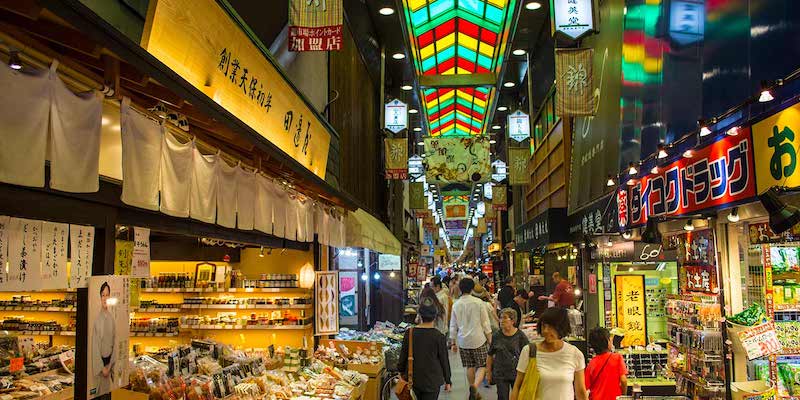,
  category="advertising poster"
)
[131,227,150,278]
[41,221,69,290]
[424,137,491,183]
[338,271,357,326]
[615,275,646,347]
[88,275,130,398]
